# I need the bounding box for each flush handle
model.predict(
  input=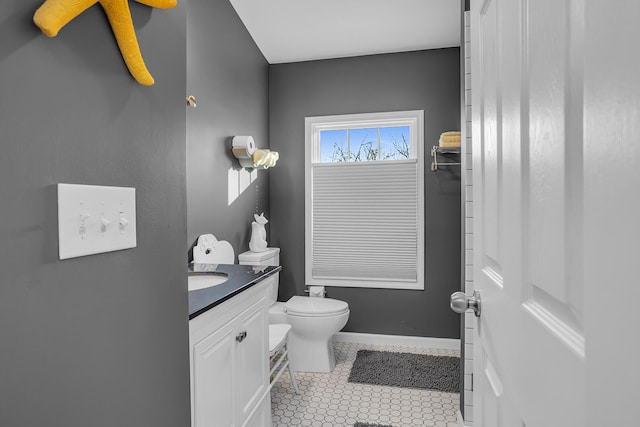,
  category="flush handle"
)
[236,331,247,343]
[450,290,481,317]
